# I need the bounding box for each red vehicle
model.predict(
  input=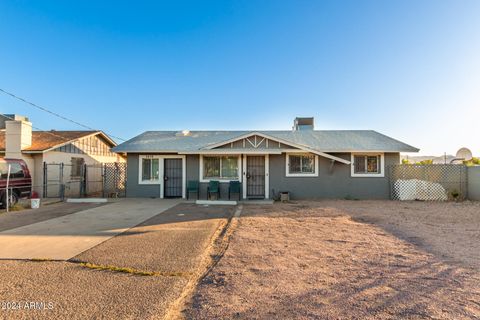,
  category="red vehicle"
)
[0,158,32,208]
